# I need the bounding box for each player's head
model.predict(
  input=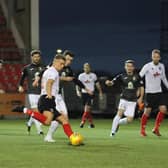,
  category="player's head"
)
[63,50,74,66]
[30,50,41,64]
[53,54,65,71]
[151,49,161,65]
[83,63,91,74]
[124,60,135,74]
